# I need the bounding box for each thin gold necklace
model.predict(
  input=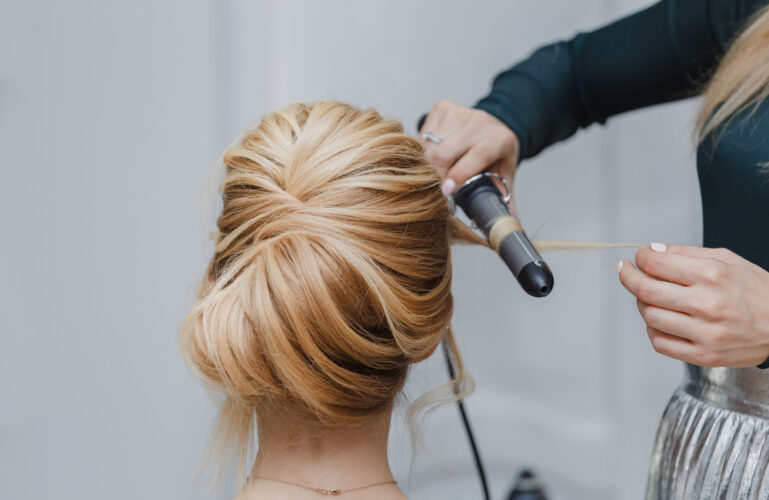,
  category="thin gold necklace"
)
[249,475,397,496]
